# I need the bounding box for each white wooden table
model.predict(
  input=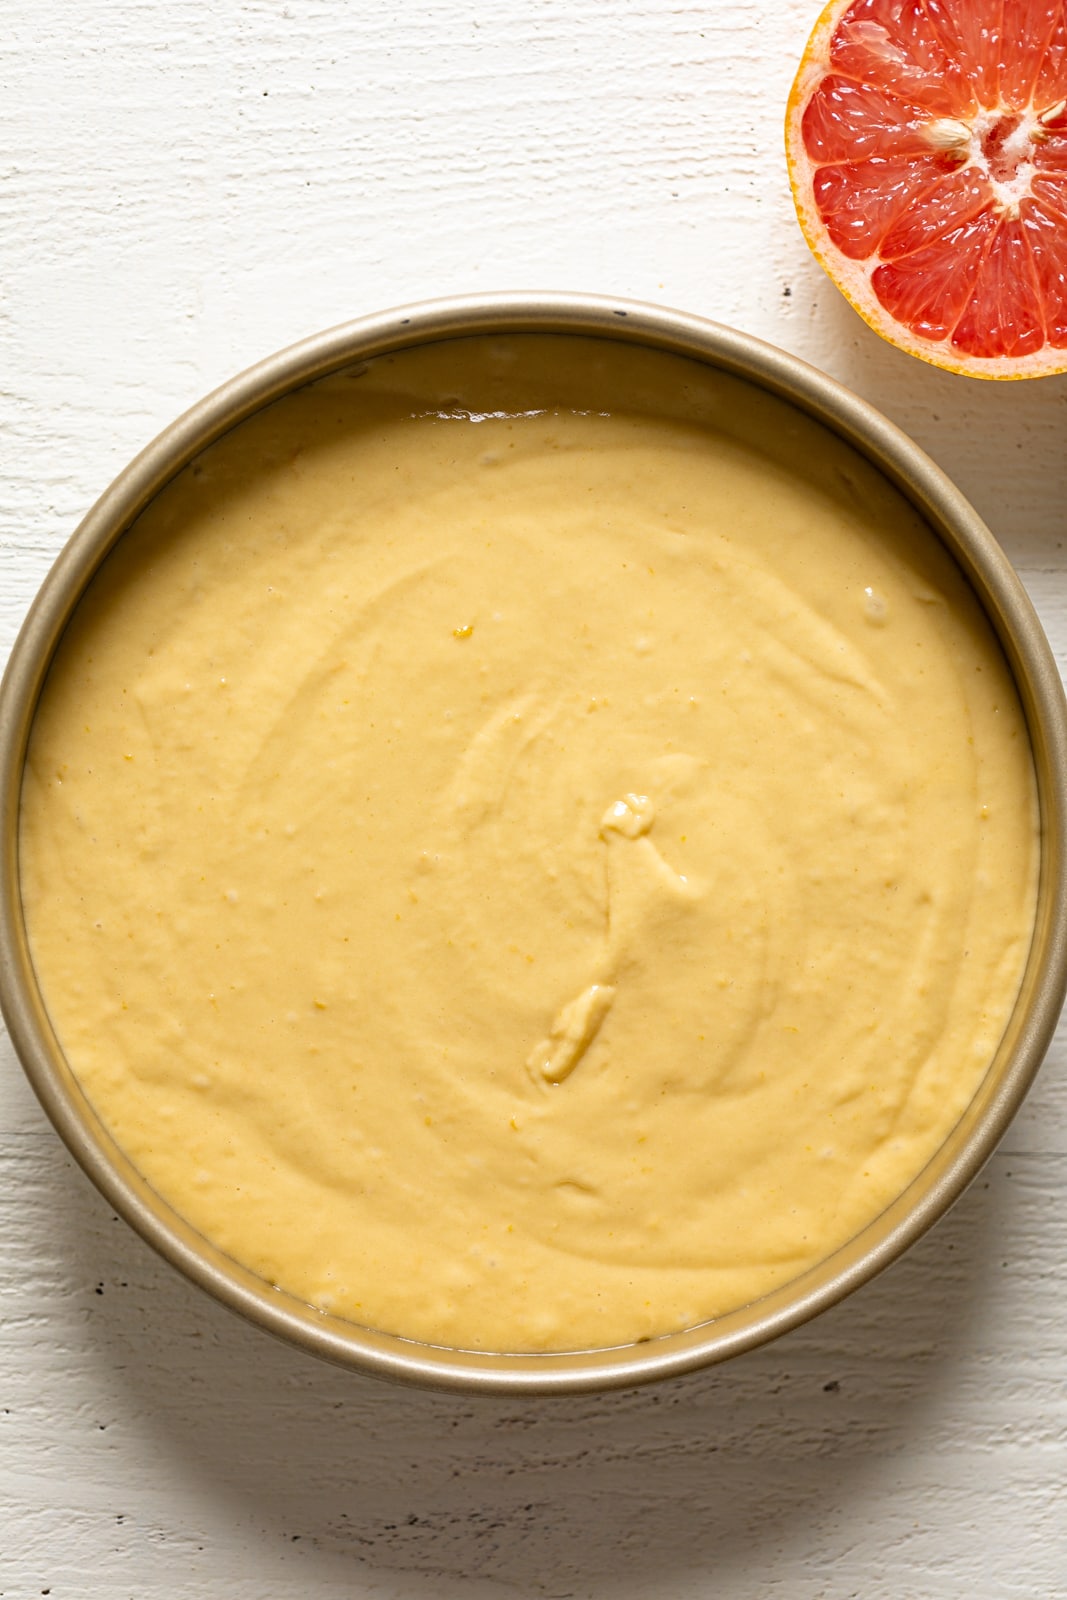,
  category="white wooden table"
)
[3,4,1066,1595]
